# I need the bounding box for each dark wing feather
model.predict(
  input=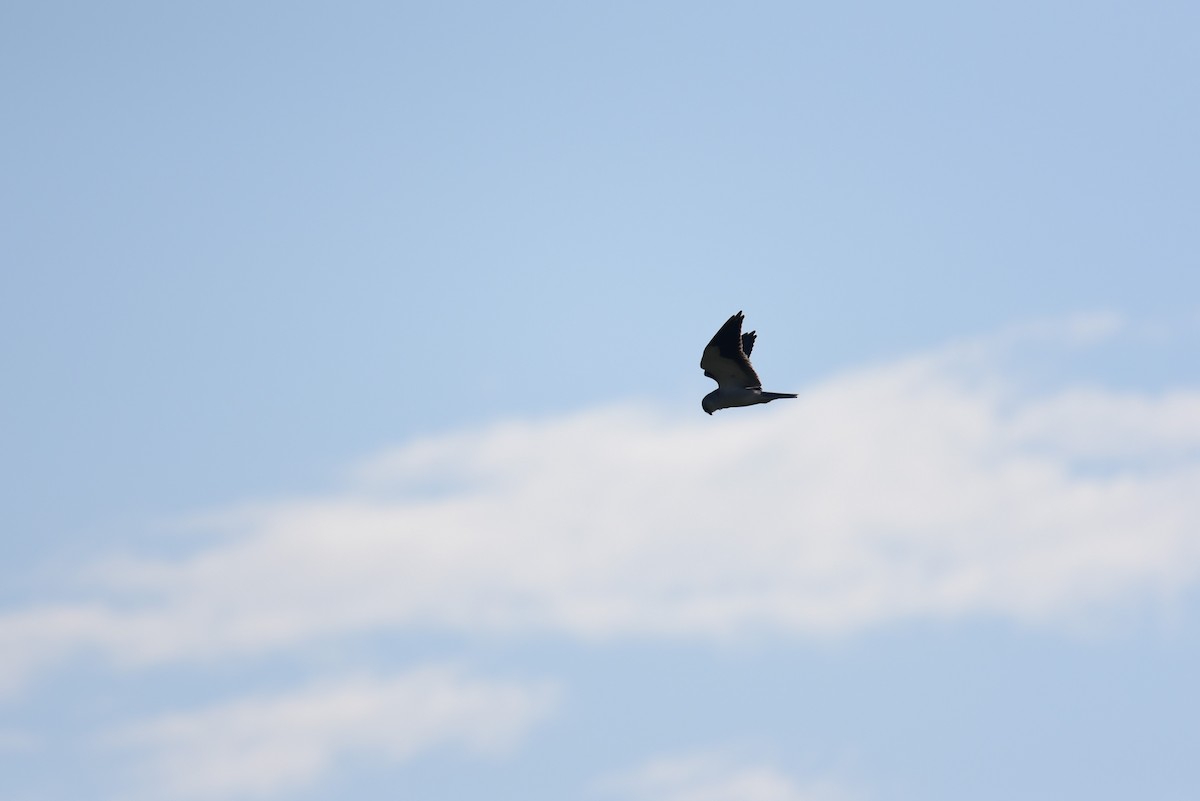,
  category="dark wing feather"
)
[741,330,756,357]
[700,311,762,389]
